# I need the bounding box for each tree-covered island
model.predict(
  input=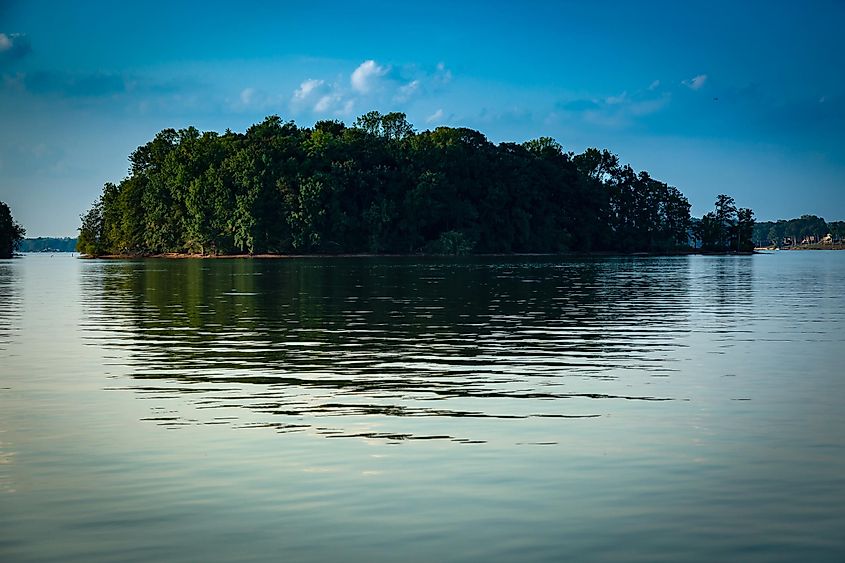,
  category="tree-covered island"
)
[77,112,751,256]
